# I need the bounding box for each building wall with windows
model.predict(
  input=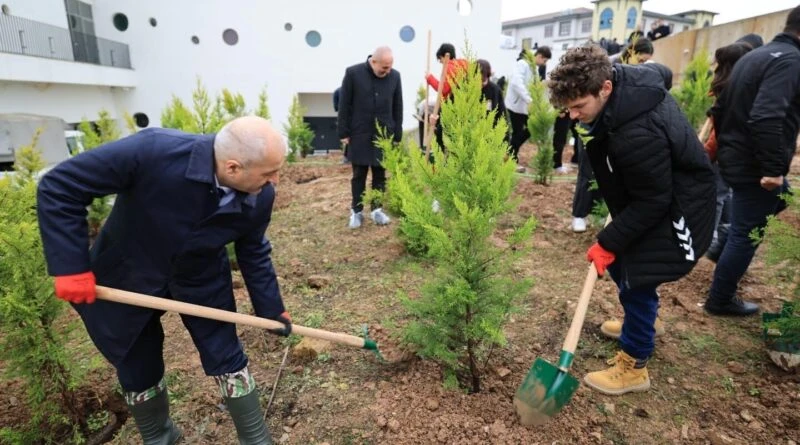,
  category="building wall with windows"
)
[502,8,593,71]
[0,0,507,145]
